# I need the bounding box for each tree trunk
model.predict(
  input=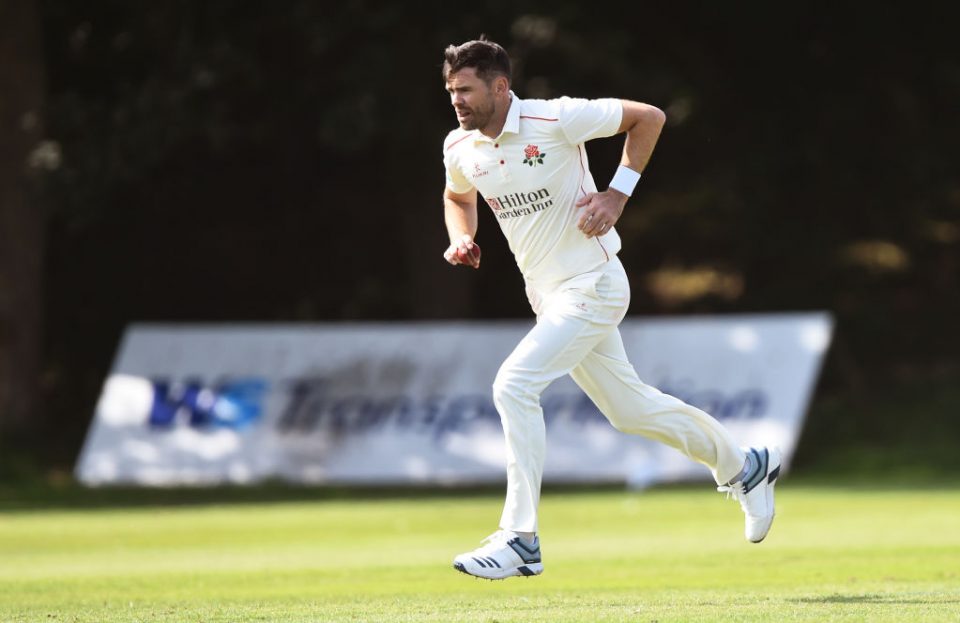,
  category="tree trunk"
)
[0,0,46,437]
